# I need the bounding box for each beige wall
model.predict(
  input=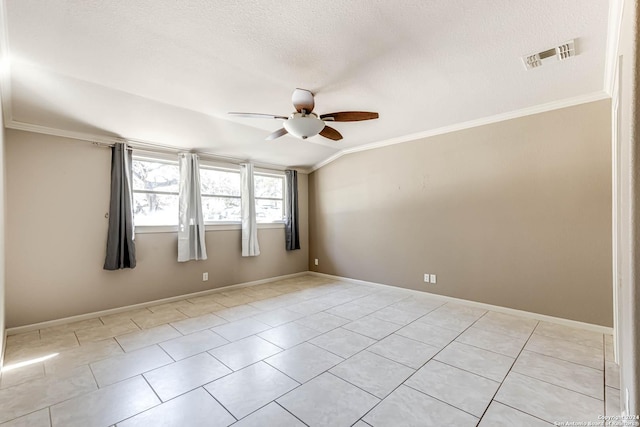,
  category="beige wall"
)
[309,99,612,326]
[5,129,309,327]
